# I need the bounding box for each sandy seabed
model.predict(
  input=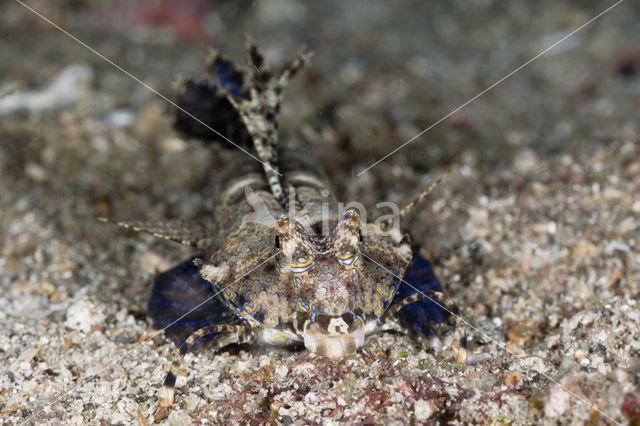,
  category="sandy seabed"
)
[1,1,639,424]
